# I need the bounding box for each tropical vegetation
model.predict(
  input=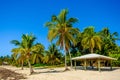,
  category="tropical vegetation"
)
[0,9,120,75]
